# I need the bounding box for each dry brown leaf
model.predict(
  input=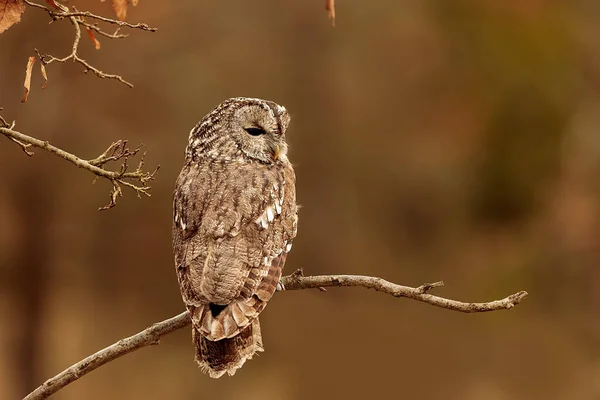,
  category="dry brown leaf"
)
[86,26,101,49]
[0,0,26,34]
[40,63,47,89]
[45,0,67,12]
[112,0,127,21]
[44,0,67,12]
[44,0,59,8]
[21,56,36,103]
[325,0,335,27]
